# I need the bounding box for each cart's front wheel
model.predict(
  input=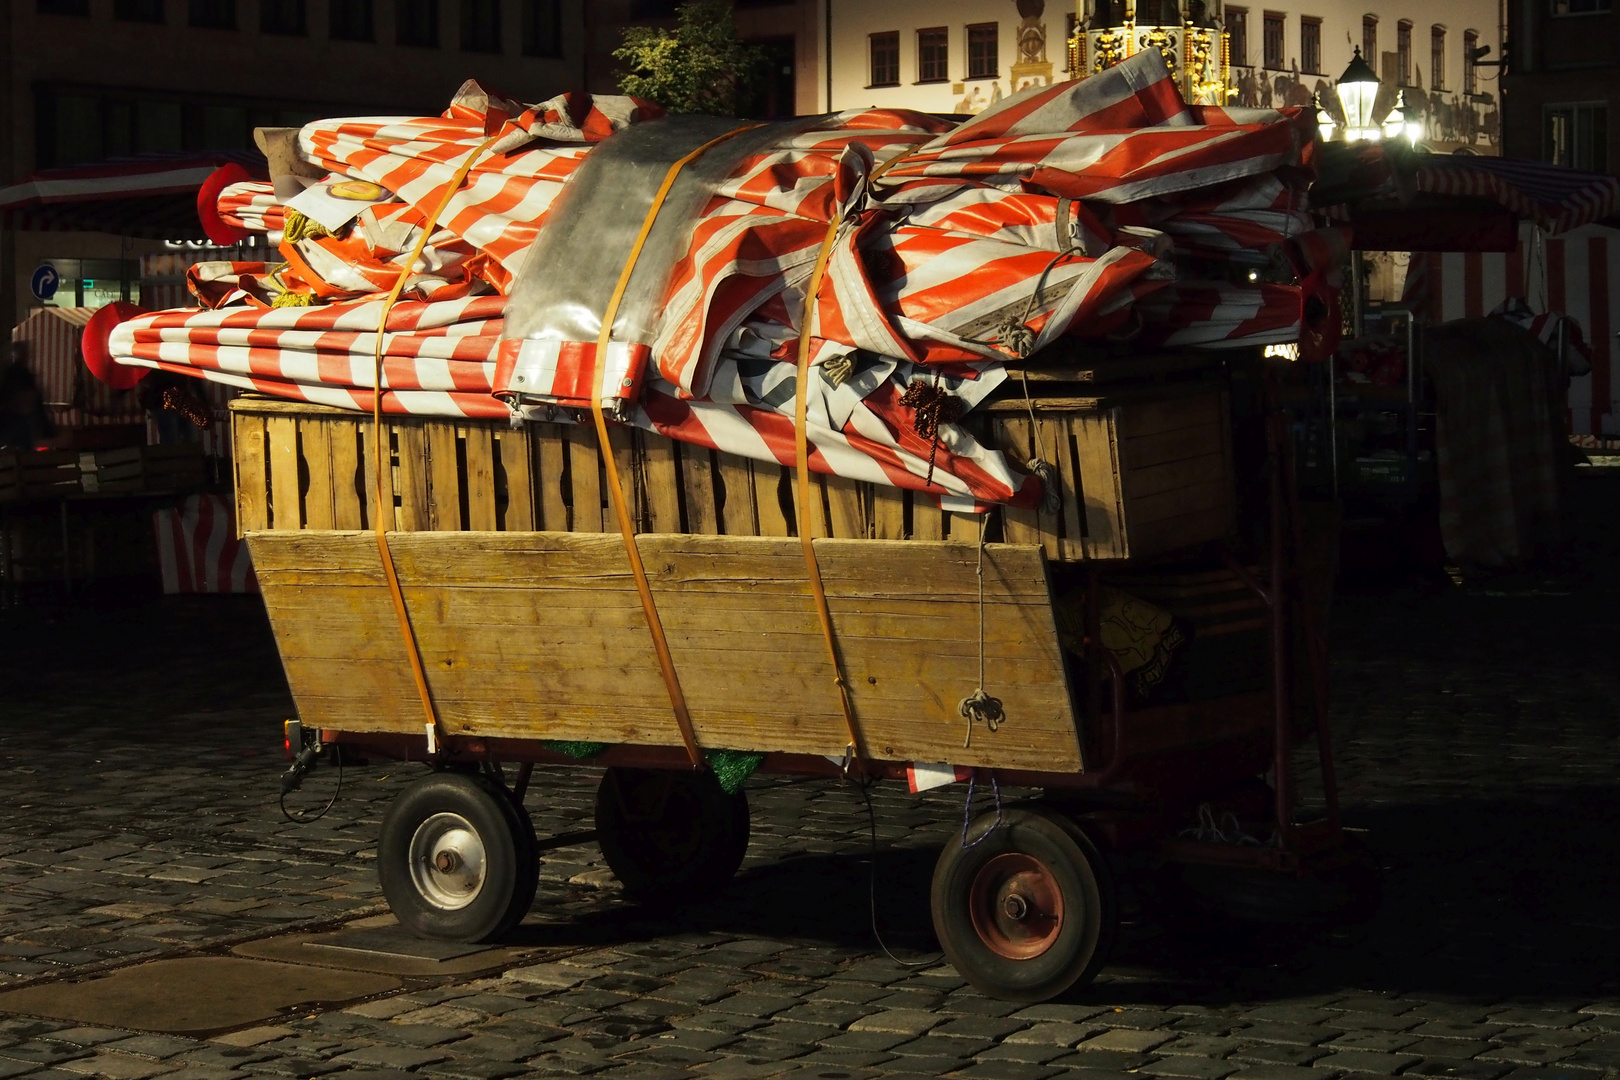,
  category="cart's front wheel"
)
[594,767,749,903]
[379,772,522,942]
[931,808,1116,1002]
